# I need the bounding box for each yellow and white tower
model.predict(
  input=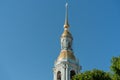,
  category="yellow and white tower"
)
[53,2,81,80]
